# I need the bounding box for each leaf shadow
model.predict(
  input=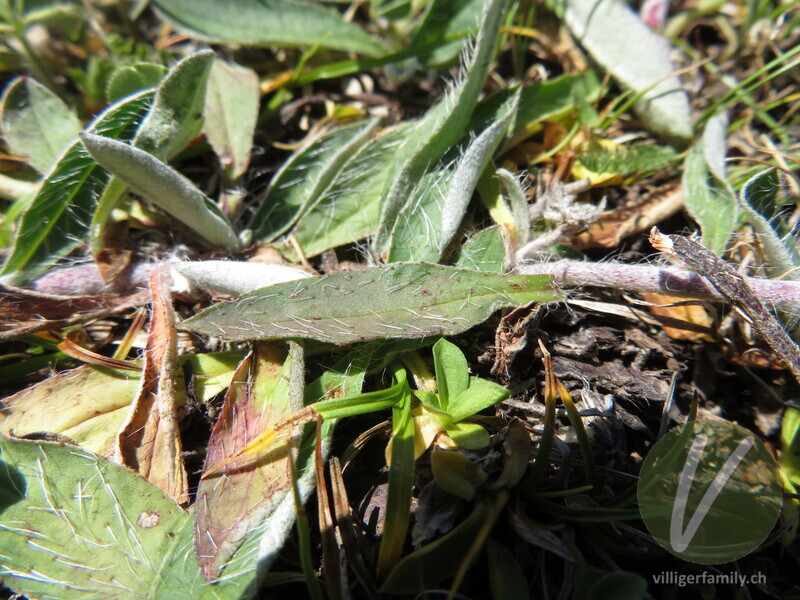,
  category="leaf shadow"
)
[0,454,26,513]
